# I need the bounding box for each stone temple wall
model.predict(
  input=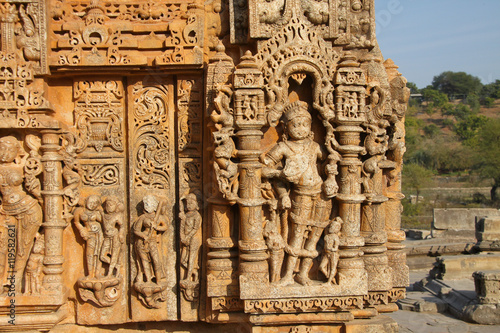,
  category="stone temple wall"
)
[0,0,409,331]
